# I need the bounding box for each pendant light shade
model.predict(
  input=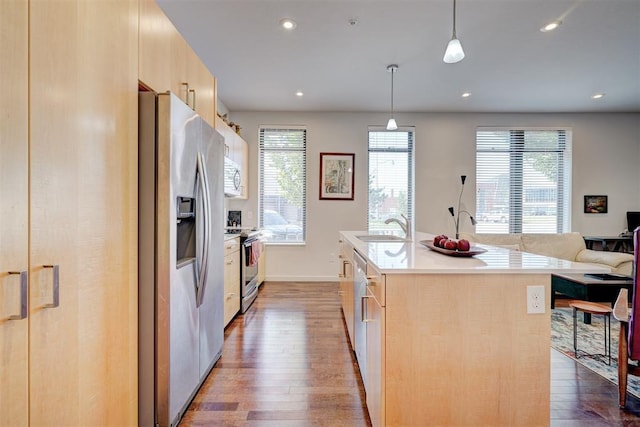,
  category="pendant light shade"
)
[386,118,398,131]
[386,64,398,131]
[443,38,465,63]
[443,0,465,64]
